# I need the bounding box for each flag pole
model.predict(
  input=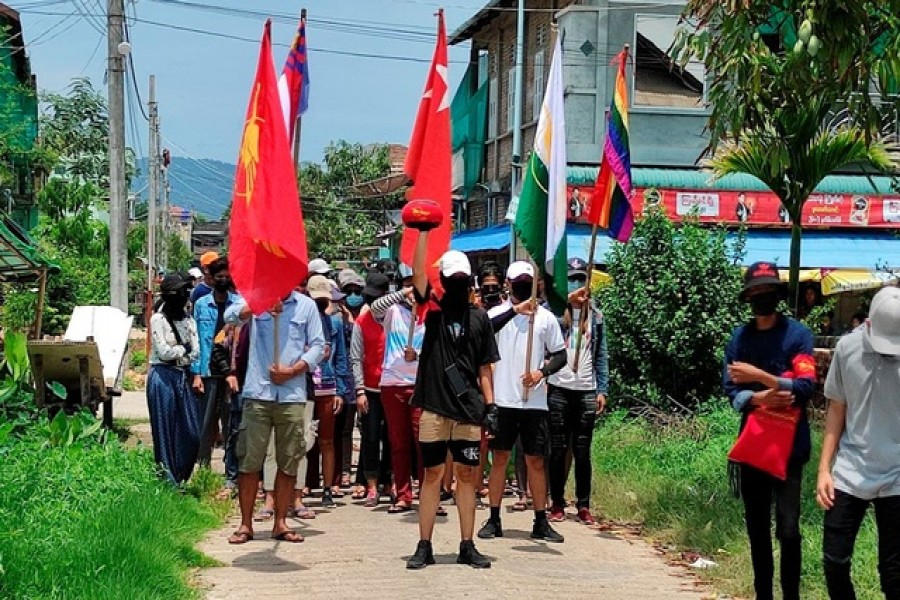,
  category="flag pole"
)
[572,221,599,367]
[523,256,540,401]
[292,8,307,175]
